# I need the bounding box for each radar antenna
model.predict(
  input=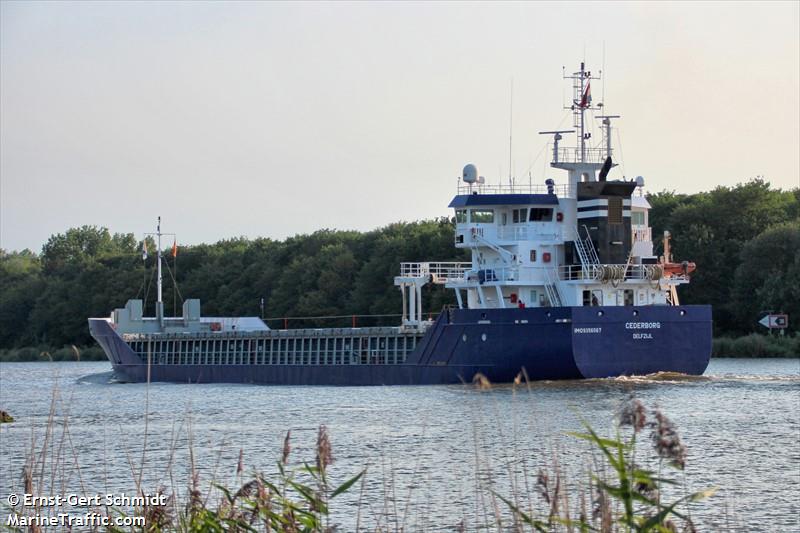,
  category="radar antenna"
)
[538,130,574,165]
